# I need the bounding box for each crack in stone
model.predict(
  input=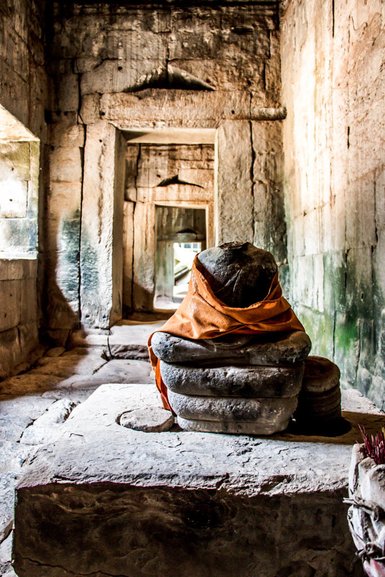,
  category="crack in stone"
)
[249,119,256,244]
[22,556,125,577]
[78,120,86,324]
